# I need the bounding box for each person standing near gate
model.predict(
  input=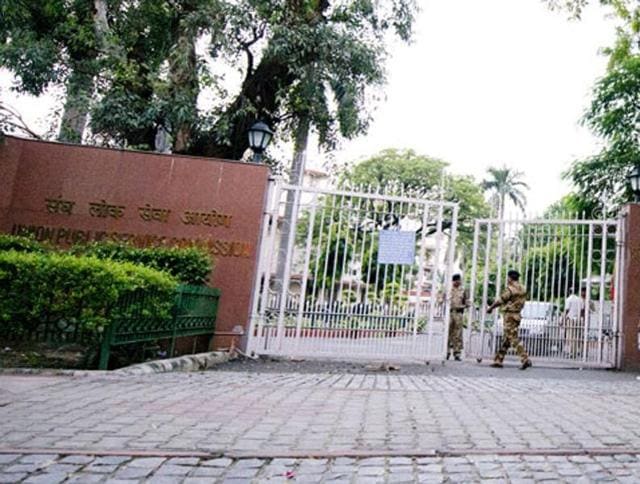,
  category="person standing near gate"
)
[563,288,583,358]
[487,270,532,370]
[447,274,469,361]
